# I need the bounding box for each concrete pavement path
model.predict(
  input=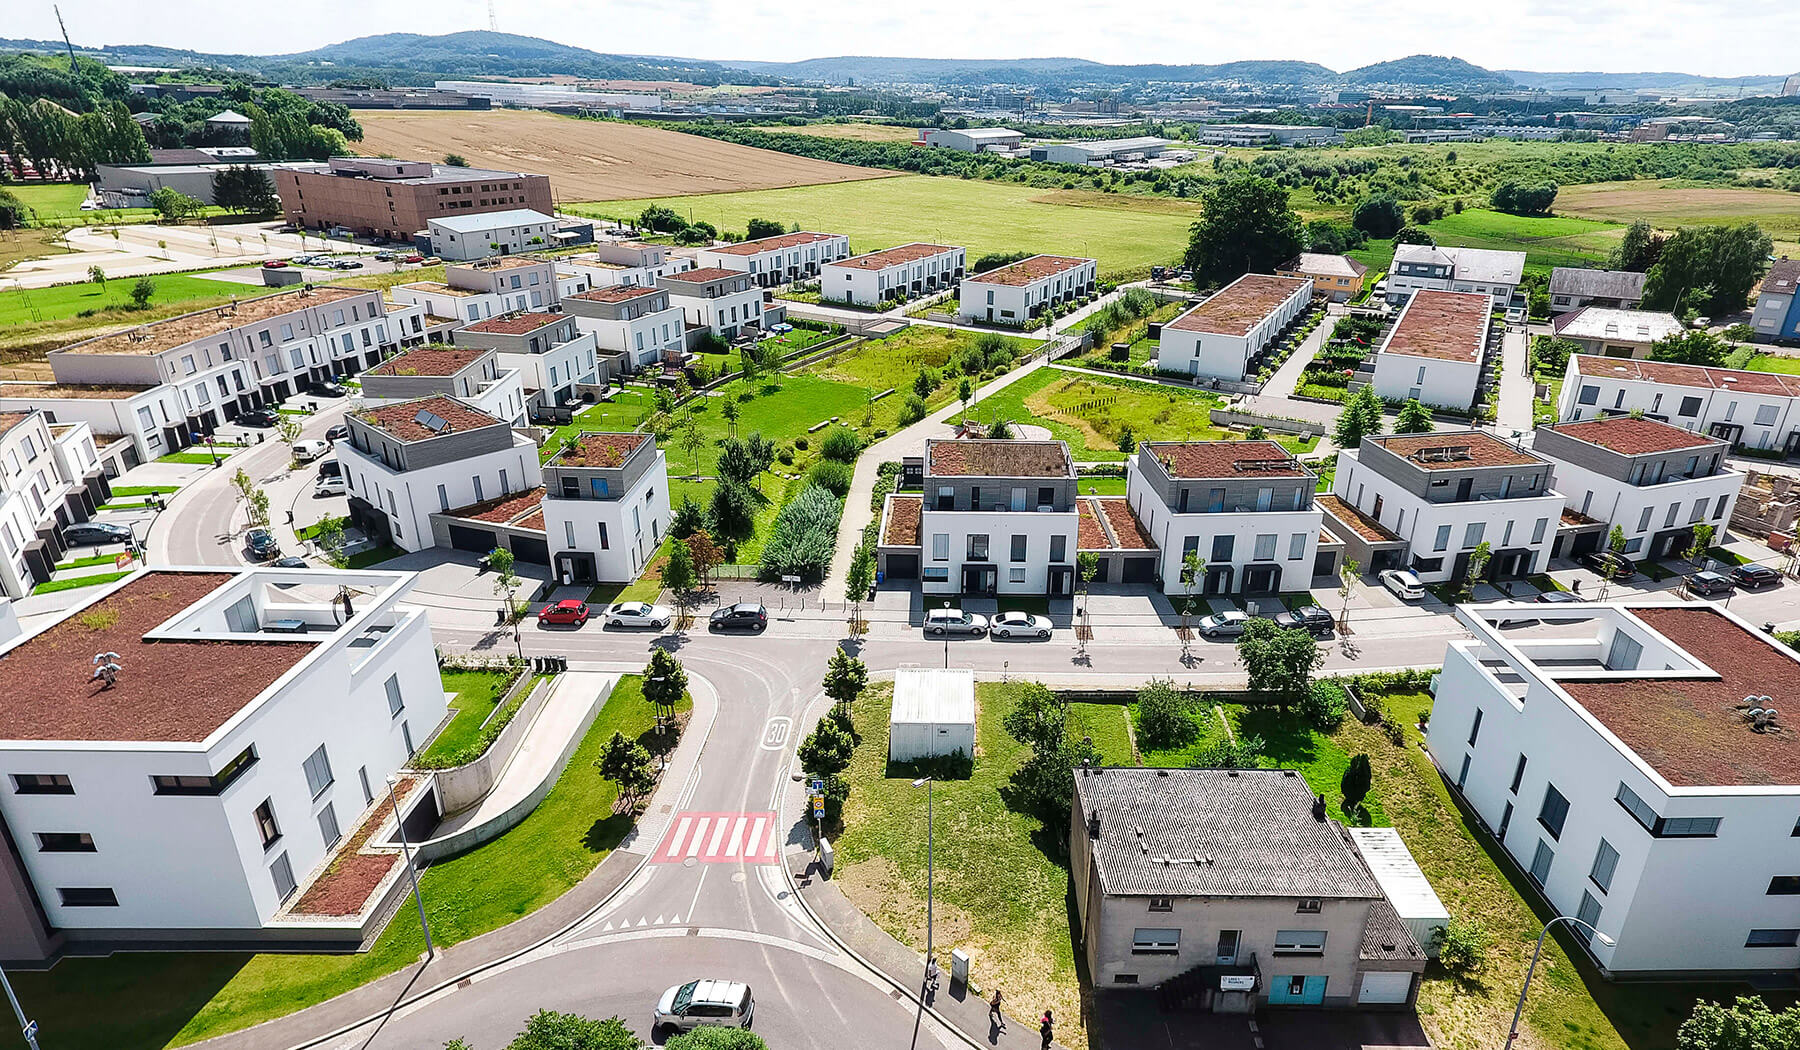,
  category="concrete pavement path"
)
[1262,303,1339,399]
[1495,323,1536,434]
